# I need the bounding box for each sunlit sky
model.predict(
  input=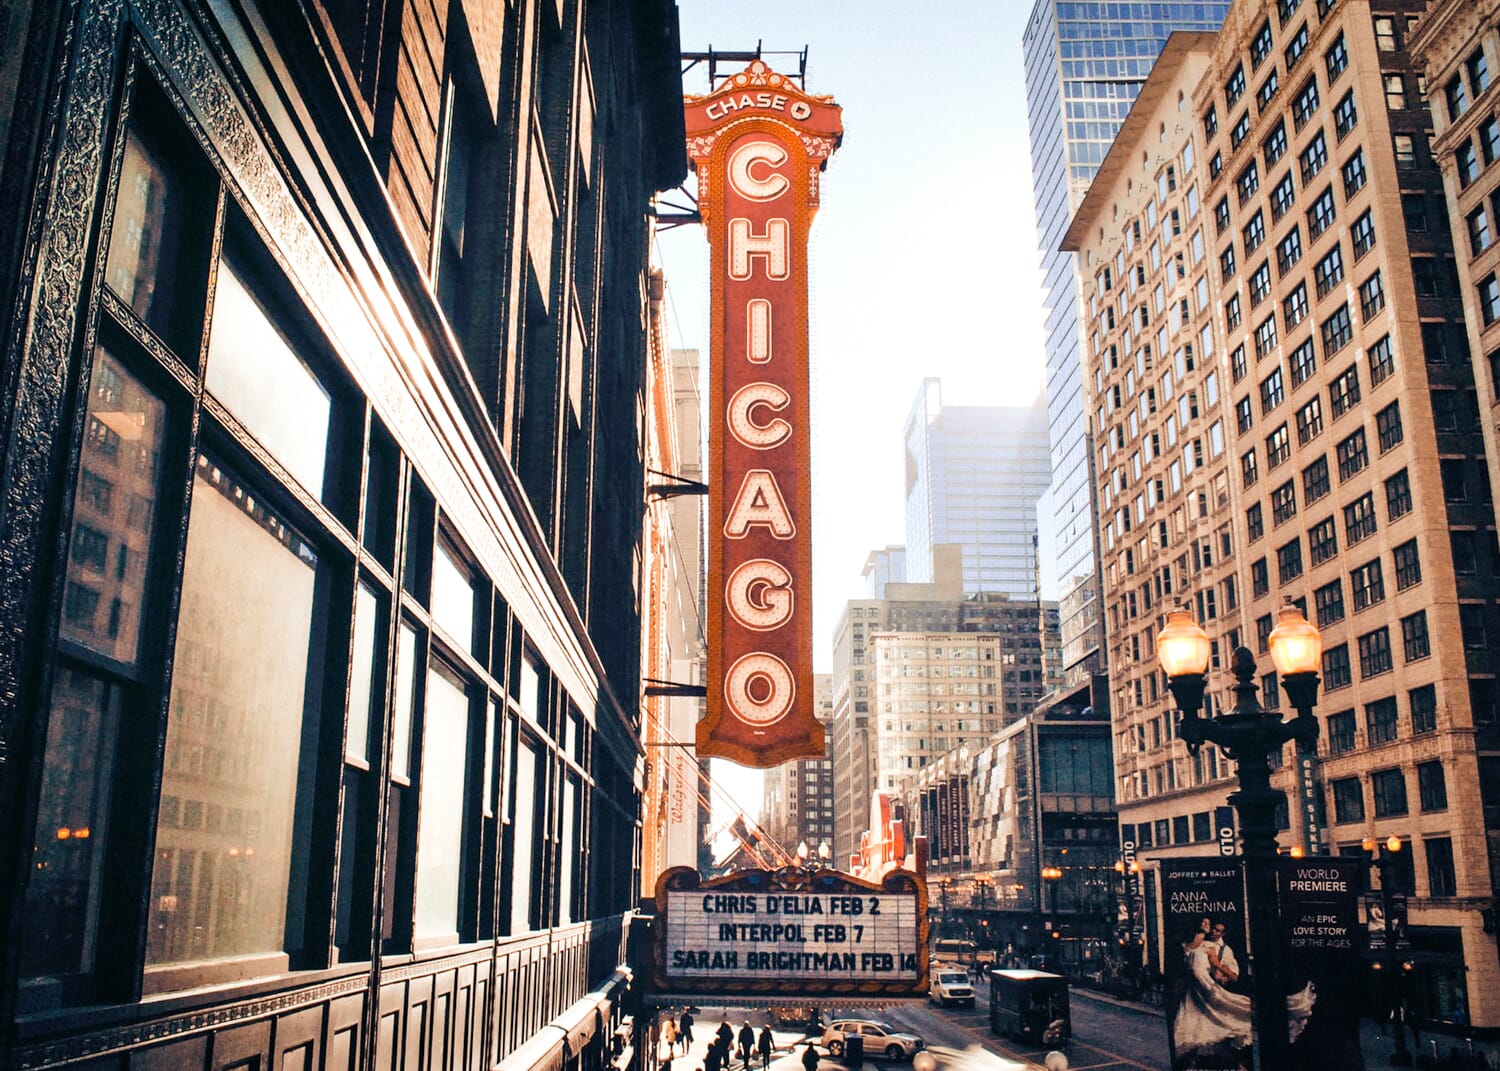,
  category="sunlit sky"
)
[655,1,1052,836]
